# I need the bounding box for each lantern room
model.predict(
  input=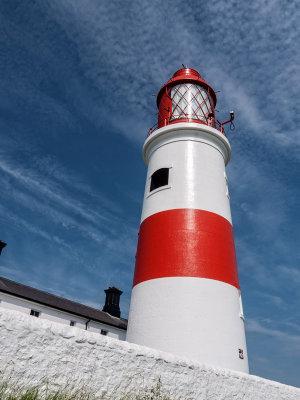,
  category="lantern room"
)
[156,68,217,129]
